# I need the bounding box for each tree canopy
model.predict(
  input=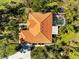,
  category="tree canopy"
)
[0,0,79,59]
